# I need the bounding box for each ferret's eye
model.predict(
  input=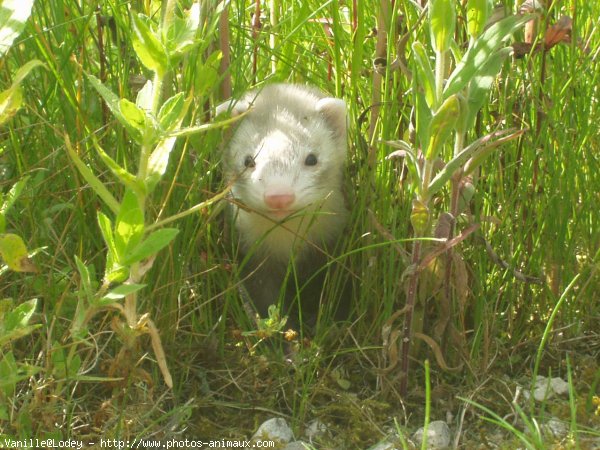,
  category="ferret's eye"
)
[243,155,256,168]
[305,153,318,166]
